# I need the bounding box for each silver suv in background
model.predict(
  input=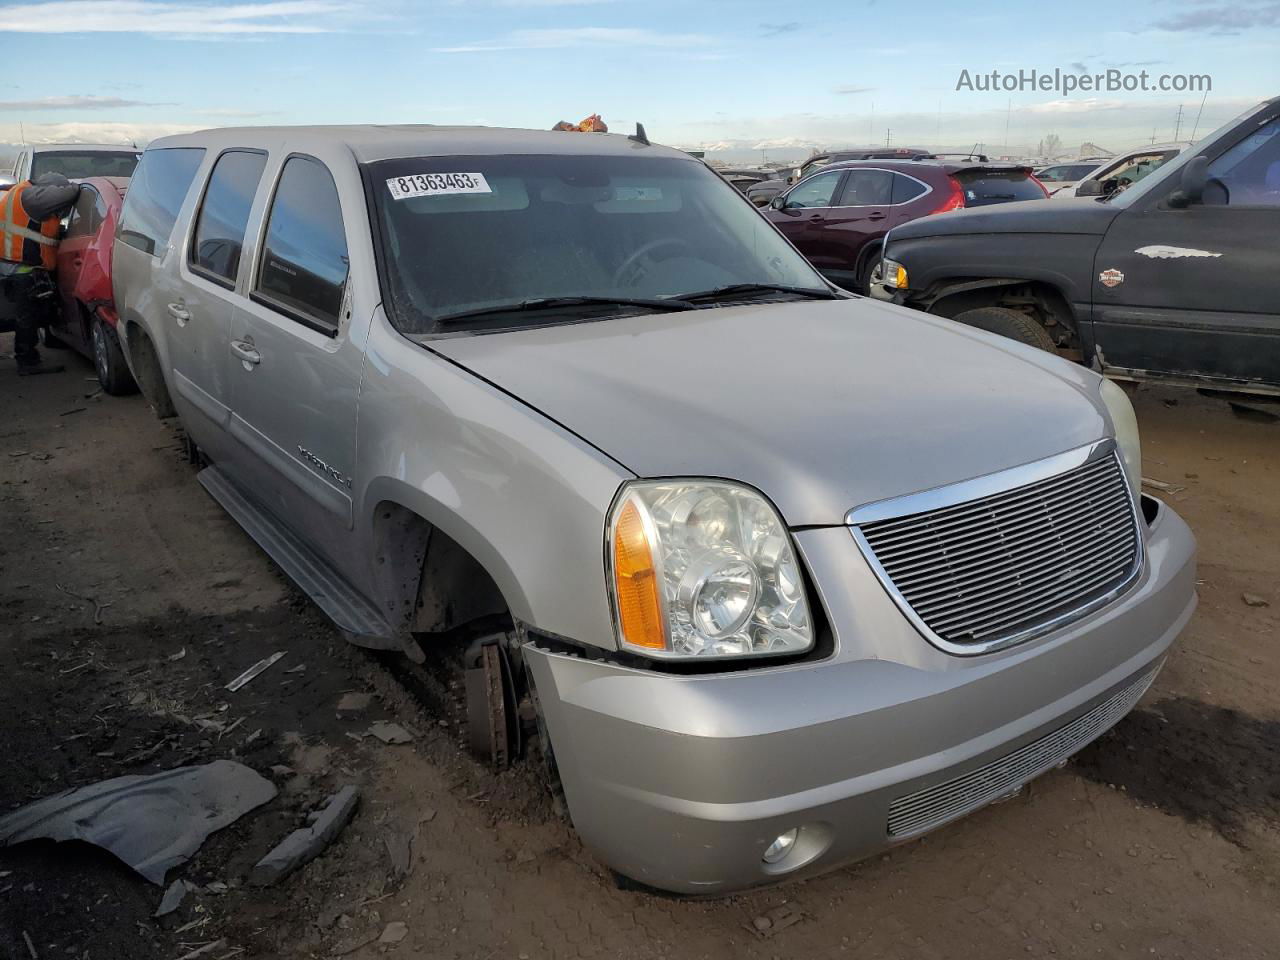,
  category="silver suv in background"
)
[112,124,1197,894]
